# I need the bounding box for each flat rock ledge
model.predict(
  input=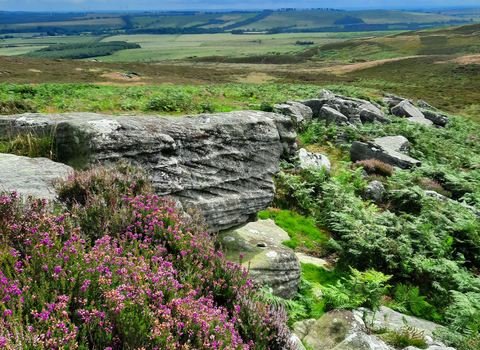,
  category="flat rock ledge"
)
[0,111,296,232]
[0,153,72,200]
[350,140,422,170]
